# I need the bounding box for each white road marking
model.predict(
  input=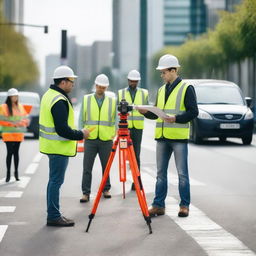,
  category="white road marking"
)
[0,191,23,198]
[0,225,8,243]
[16,177,31,188]
[0,177,31,189]
[0,206,16,213]
[165,196,256,256]
[25,163,39,174]
[32,152,43,163]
